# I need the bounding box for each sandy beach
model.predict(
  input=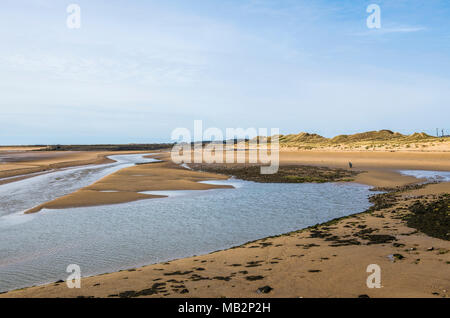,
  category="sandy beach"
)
[0,147,449,298]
